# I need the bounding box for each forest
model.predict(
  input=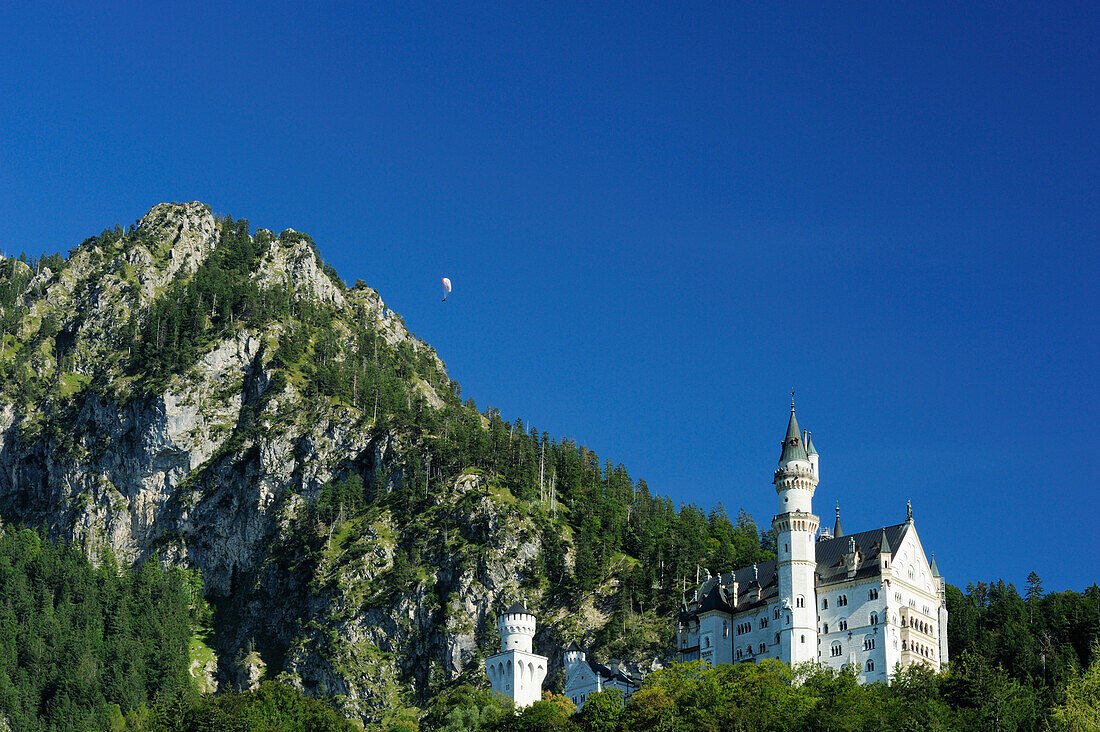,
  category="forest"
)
[0,217,1097,730]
